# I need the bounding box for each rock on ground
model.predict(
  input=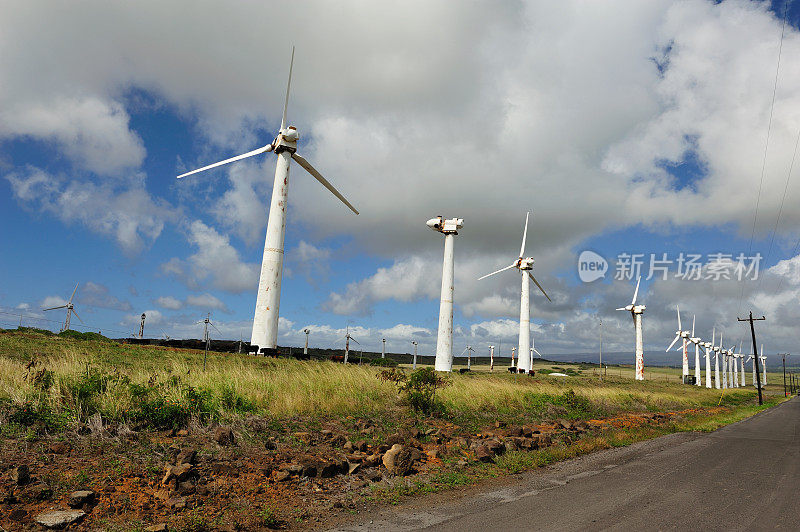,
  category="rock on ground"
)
[35,509,85,529]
